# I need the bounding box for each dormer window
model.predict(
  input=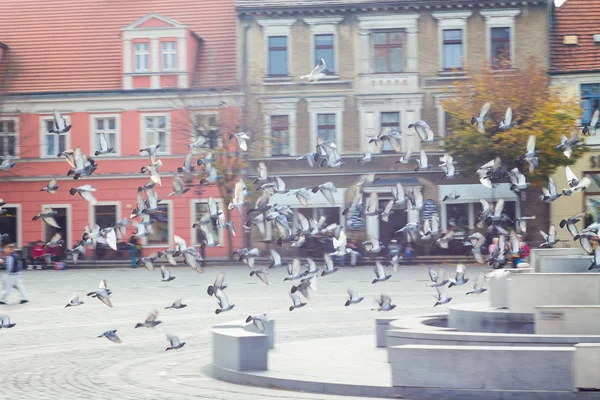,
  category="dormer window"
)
[161,42,177,71]
[121,13,203,90]
[134,42,150,72]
